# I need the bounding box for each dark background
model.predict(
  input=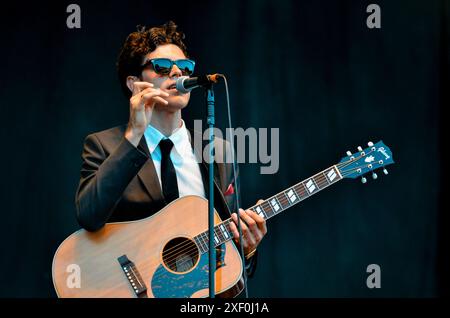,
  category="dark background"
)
[0,0,448,298]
